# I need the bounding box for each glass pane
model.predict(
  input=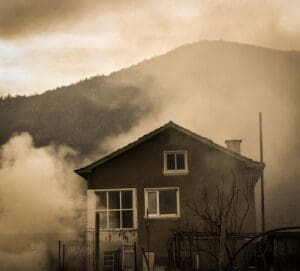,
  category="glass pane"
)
[176,153,185,170]
[166,153,176,170]
[159,189,177,214]
[96,192,107,210]
[122,191,133,209]
[147,191,157,214]
[122,210,133,228]
[108,191,120,209]
[99,211,107,229]
[109,211,121,228]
